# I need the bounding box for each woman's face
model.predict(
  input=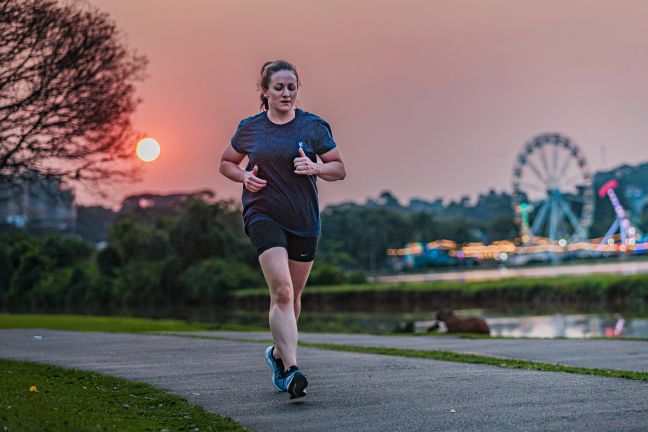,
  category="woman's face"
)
[264,69,298,114]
